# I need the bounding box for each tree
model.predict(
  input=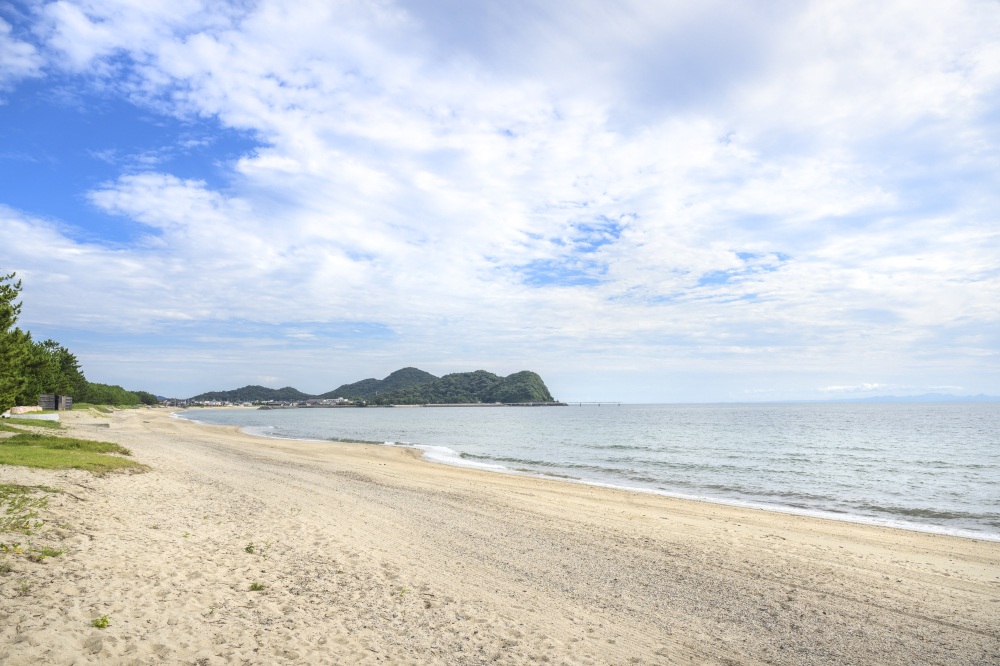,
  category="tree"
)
[0,271,32,413]
[15,339,88,405]
[132,390,159,405]
[80,382,141,406]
